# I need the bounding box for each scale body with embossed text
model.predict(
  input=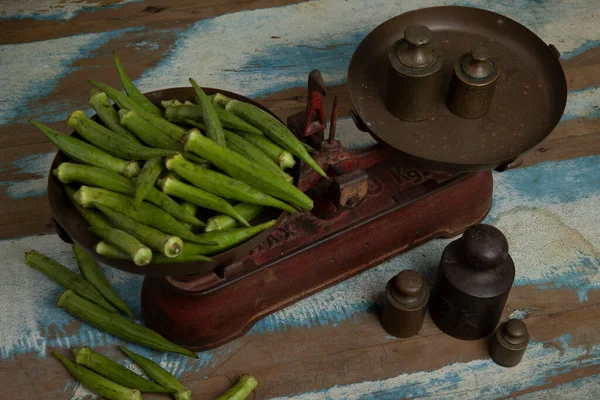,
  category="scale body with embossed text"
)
[60,7,569,350]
